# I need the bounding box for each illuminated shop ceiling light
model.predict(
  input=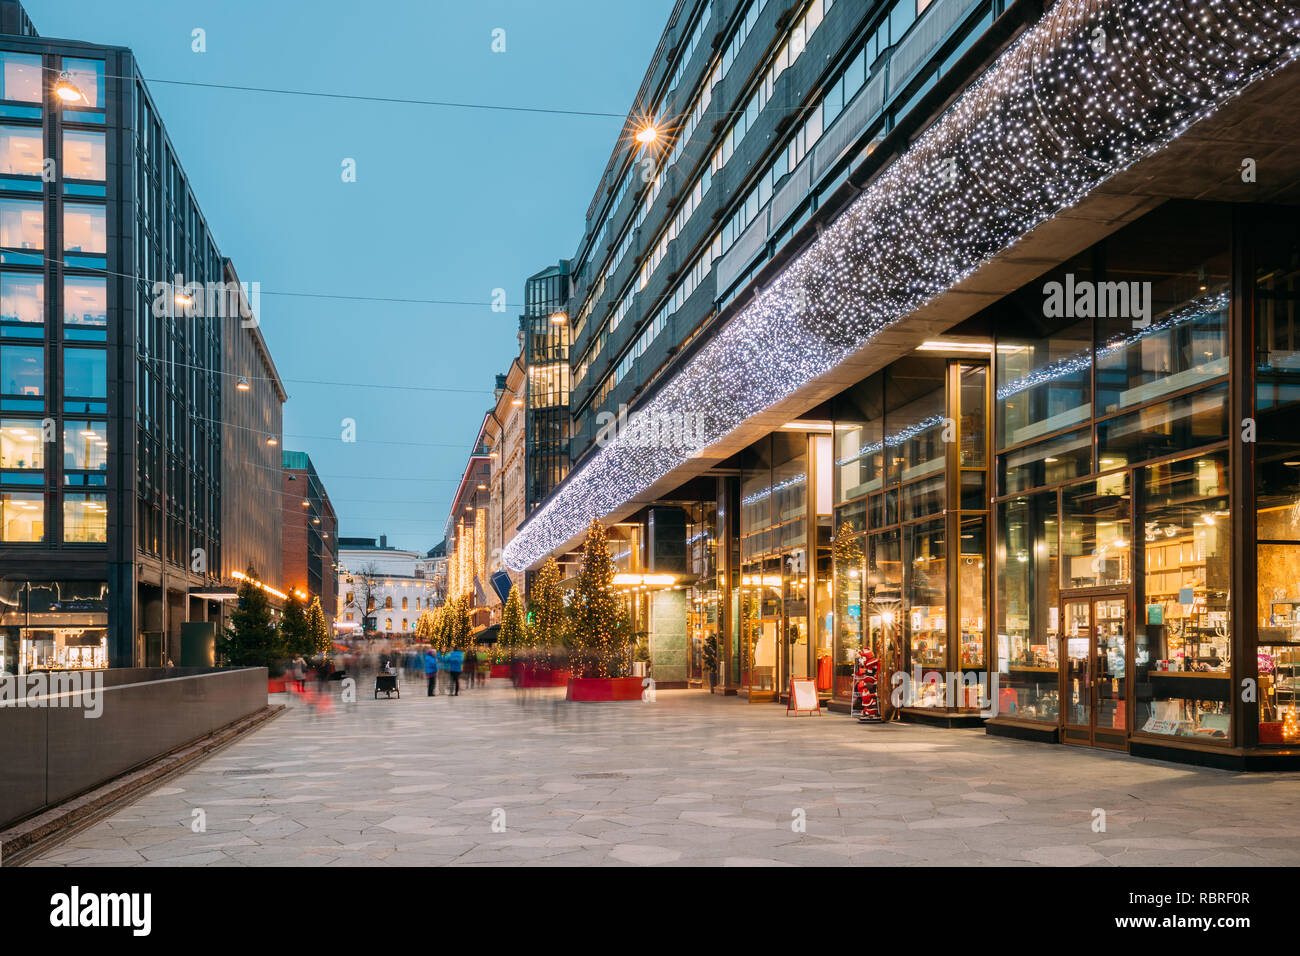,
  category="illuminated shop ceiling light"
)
[502,0,1300,572]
